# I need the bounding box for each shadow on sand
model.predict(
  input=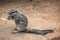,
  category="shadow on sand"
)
[51,36,60,40]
